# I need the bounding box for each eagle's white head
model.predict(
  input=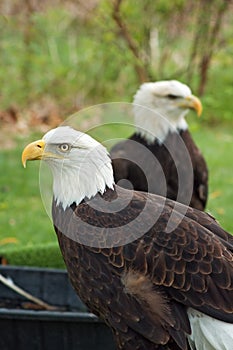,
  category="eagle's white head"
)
[133,80,202,144]
[22,126,114,209]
